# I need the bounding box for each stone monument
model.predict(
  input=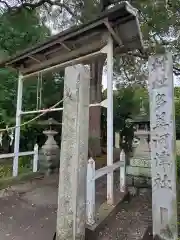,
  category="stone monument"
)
[38,118,60,175]
[149,53,177,239]
[126,97,151,187]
